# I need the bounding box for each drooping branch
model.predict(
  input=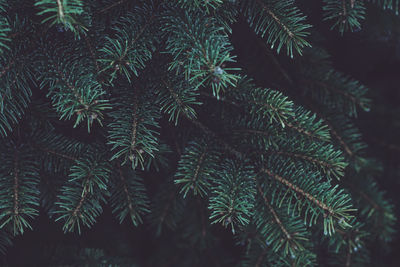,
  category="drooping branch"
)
[256,180,292,240]
[262,168,334,214]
